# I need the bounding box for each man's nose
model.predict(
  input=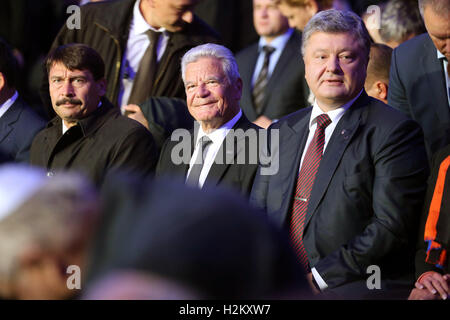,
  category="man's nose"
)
[197,83,209,97]
[182,11,194,24]
[61,81,75,96]
[326,56,341,73]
